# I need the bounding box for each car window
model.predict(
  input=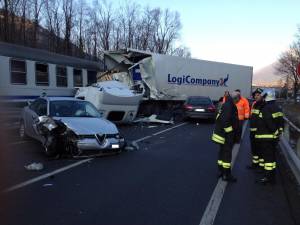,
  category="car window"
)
[187,98,212,105]
[36,99,47,116]
[29,98,47,116]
